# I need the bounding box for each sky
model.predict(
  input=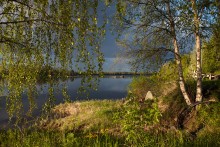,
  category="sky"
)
[97,3,131,72]
[0,1,131,72]
[100,28,131,72]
